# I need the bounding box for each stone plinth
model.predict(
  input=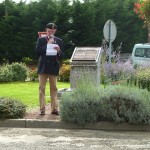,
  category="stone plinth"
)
[70,47,101,89]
